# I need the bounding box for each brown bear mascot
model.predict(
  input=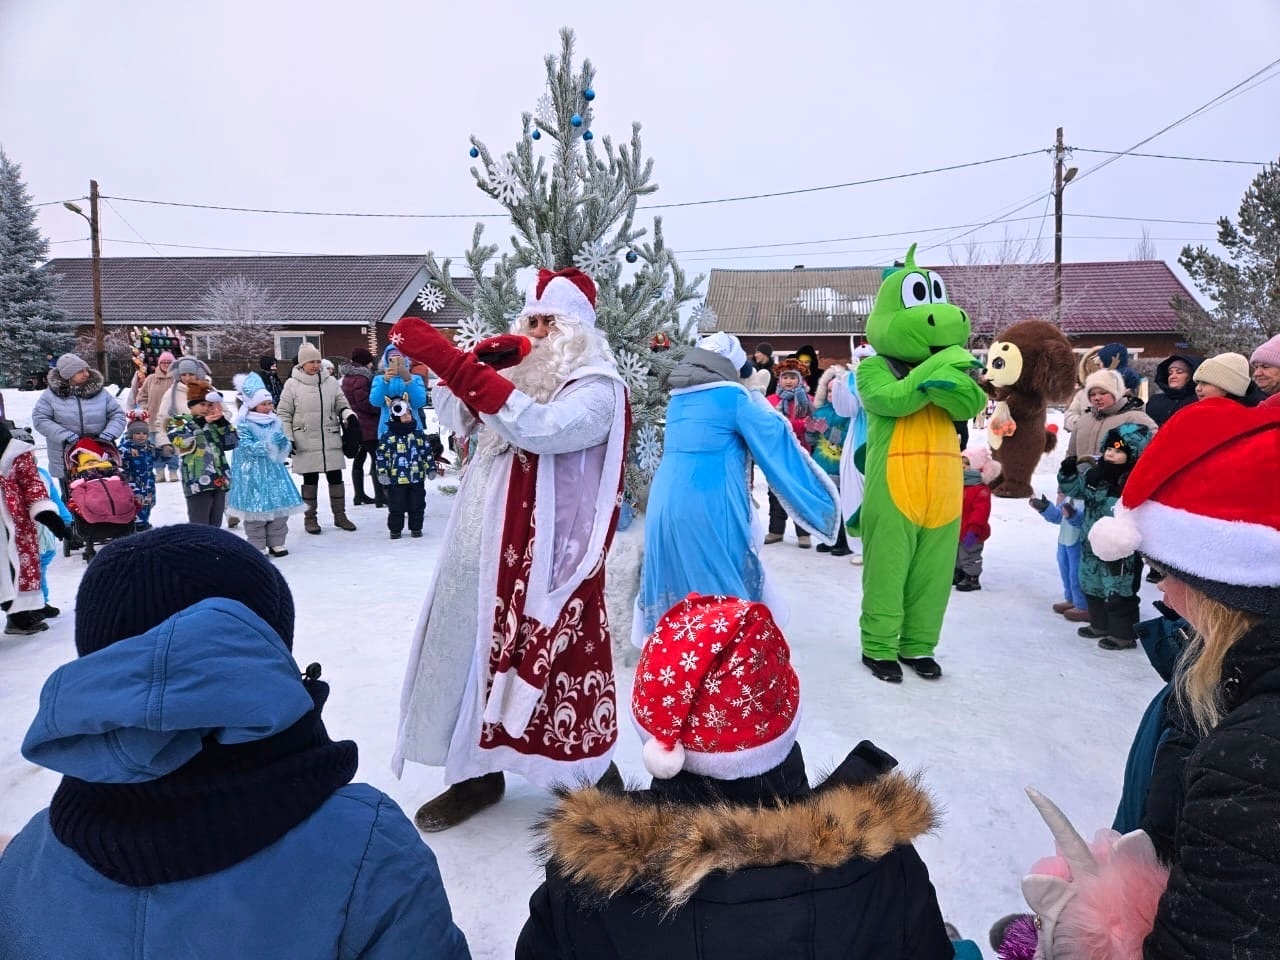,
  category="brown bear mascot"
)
[980,319,1077,497]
